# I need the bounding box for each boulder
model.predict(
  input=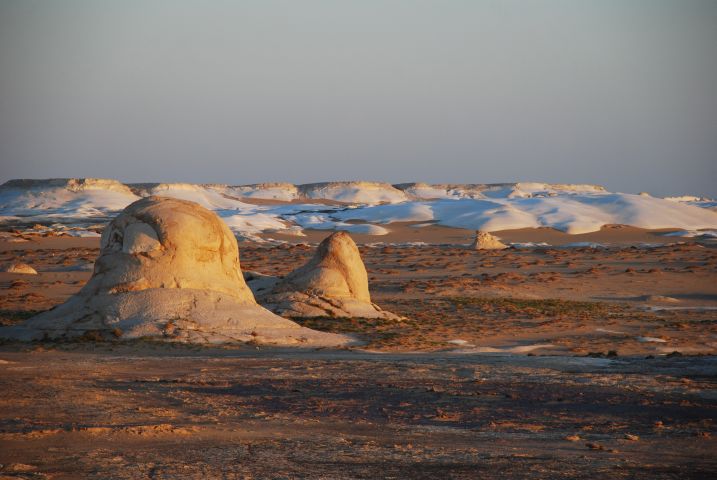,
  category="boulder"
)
[0,197,352,346]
